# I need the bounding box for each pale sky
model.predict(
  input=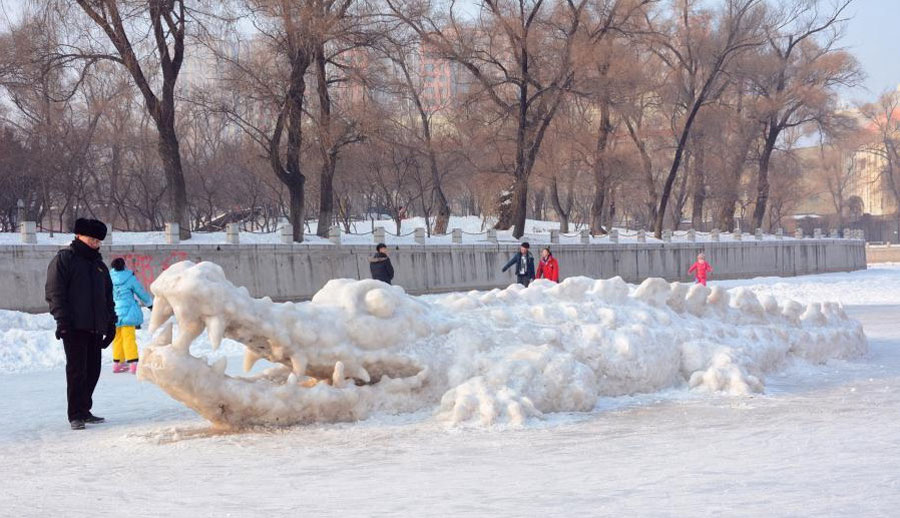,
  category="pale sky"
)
[840,0,900,99]
[0,0,896,99]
